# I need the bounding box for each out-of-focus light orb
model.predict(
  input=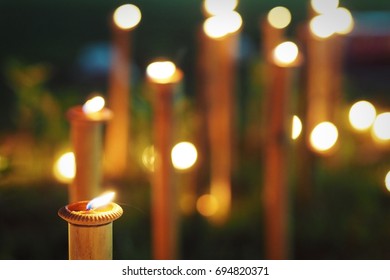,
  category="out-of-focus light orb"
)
[273,41,299,66]
[267,6,292,29]
[146,61,176,83]
[292,115,303,140]
[311,0,339,14]
[332,7,354,35]
[385,171,390,192]
[53,152,75,183]
[203,0,238,16]
[310,122,338,152]
[349,100,376,131]
[113,4,141,30]
[171,142,198,170]
[203,12,242,39]
[310,14,335,39]
[196,194,219,217]
[82,96,105,114]
[372,112,390,141]
[141,145,156,172]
